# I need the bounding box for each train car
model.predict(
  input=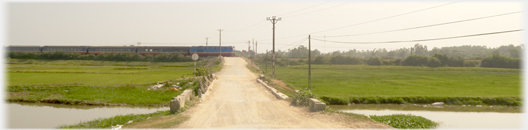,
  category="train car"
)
[189,46,234,57]
[42,46,90,54]
[136,46,190,55]
[6,46,42,52]
[88,46,136,54]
